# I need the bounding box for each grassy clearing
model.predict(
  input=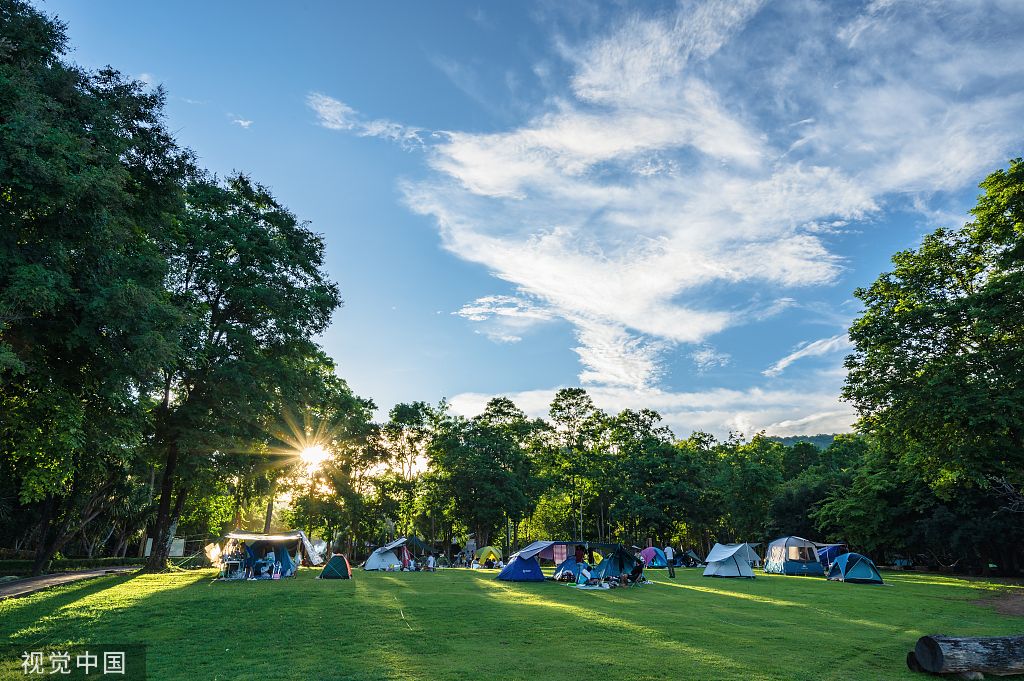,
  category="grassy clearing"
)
[0,568,1021,680]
